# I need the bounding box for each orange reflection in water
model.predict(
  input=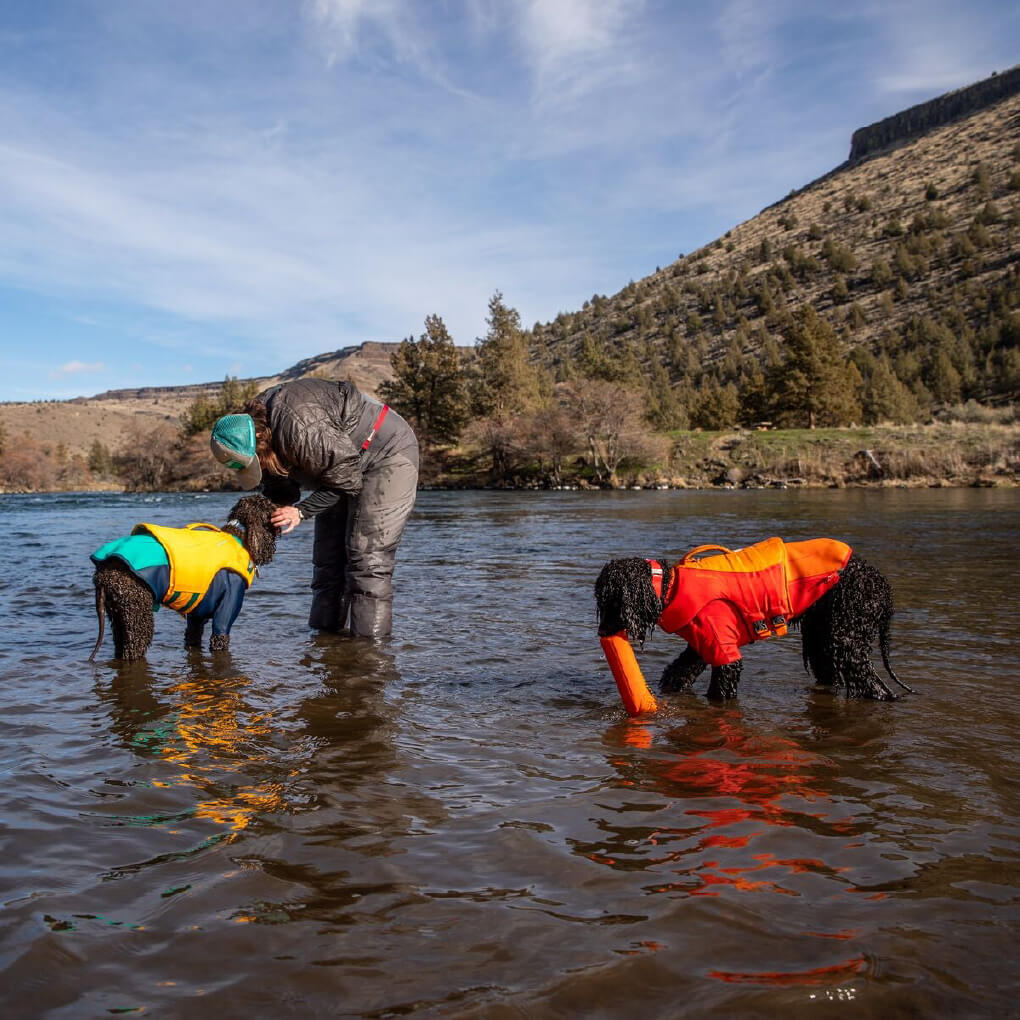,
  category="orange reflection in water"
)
[709,955,868,986]
[167,677,297,834]
[125,674,298,838]
[604,711,858,902]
